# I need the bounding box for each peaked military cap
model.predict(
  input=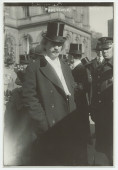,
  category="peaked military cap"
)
[98,37,113,50]
[42,21,66,43]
